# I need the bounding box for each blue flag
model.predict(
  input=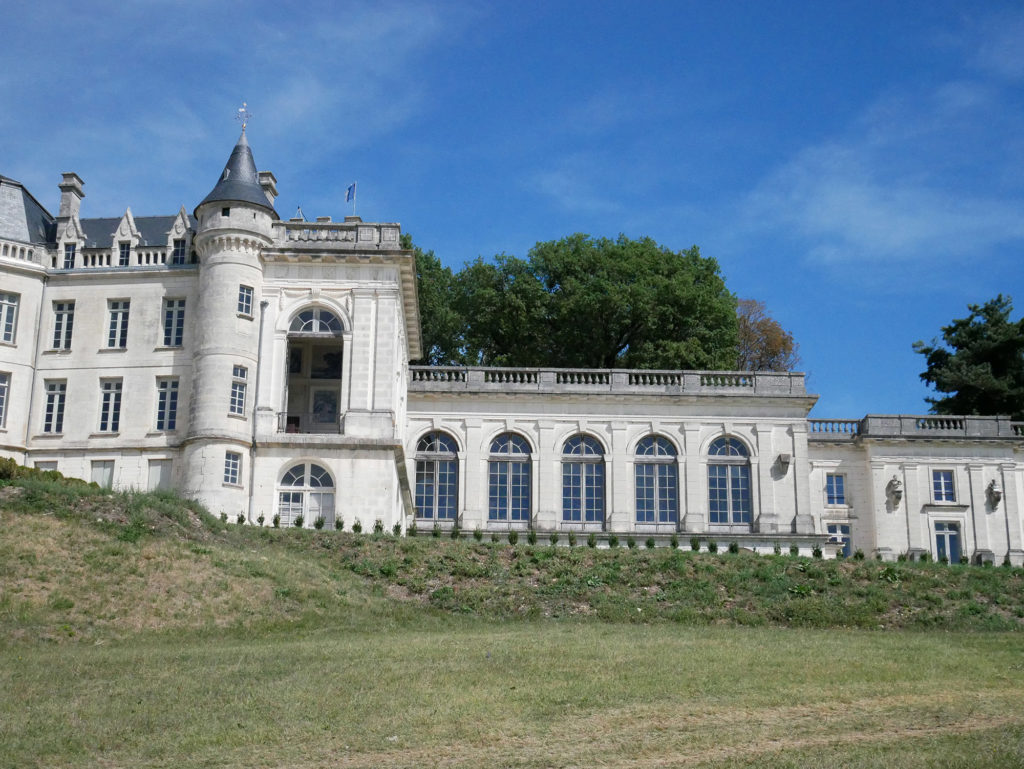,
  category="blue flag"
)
[345,182,356,202]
